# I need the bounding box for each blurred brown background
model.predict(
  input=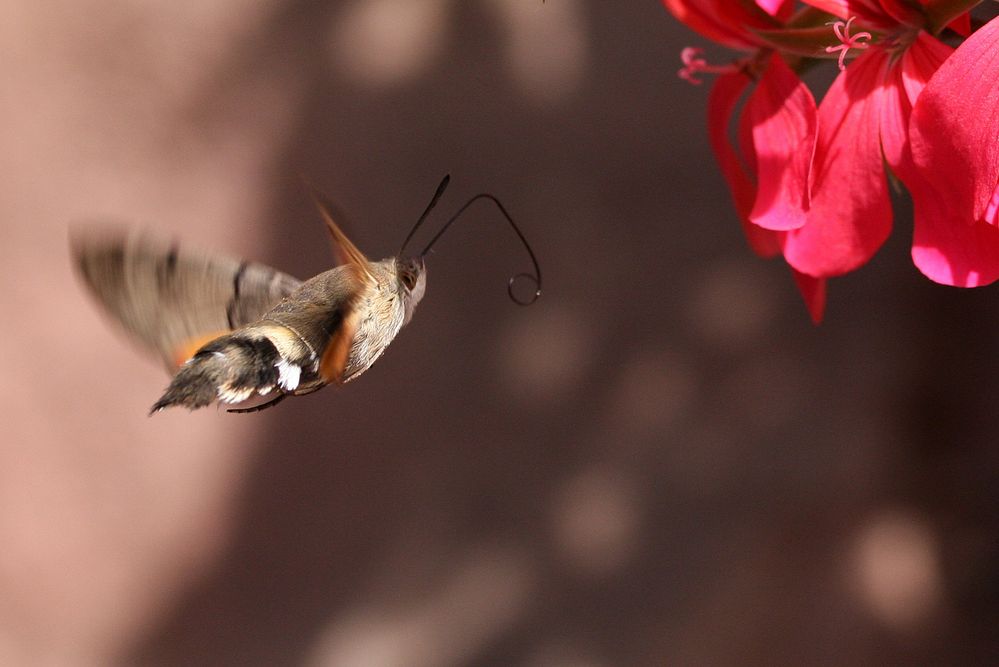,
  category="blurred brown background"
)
[2,1,997,665]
